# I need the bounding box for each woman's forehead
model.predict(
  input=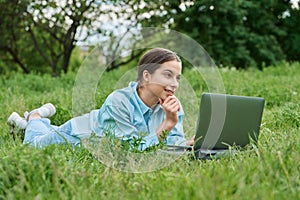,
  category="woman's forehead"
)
[159,60,182,74]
